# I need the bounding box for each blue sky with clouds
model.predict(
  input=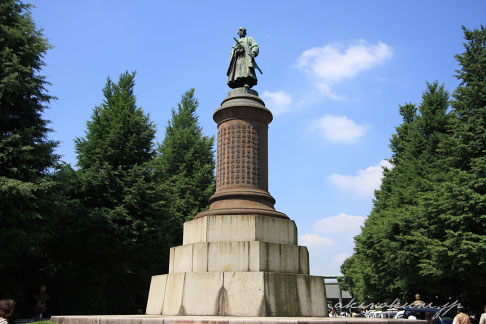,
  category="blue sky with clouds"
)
[30,0,485,275]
